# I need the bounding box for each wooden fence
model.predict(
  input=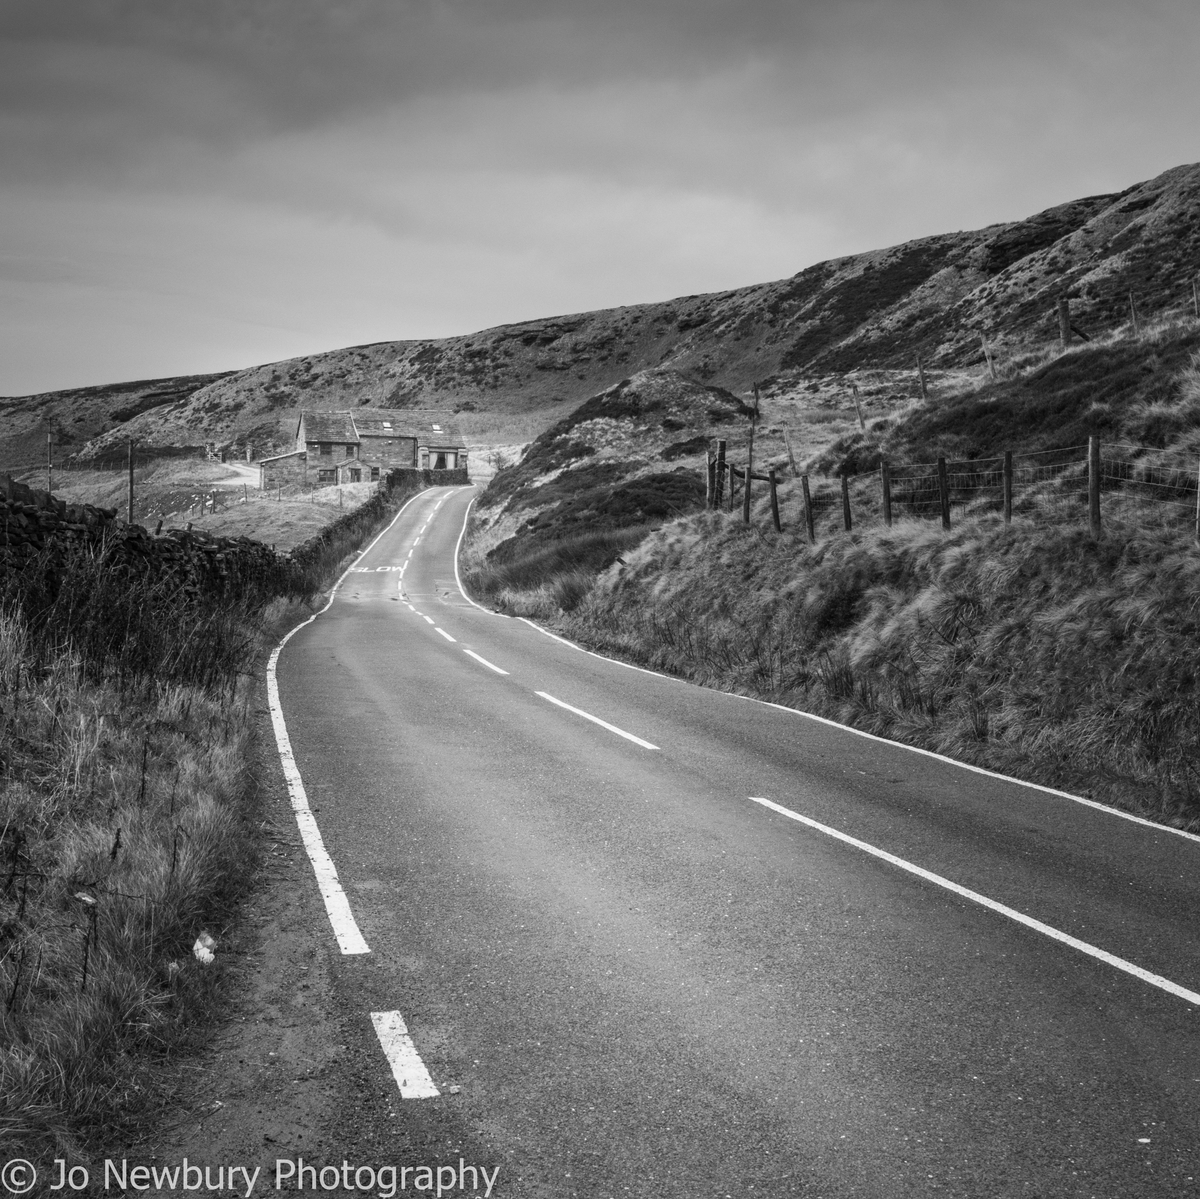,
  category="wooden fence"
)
[707,436,1200,543]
